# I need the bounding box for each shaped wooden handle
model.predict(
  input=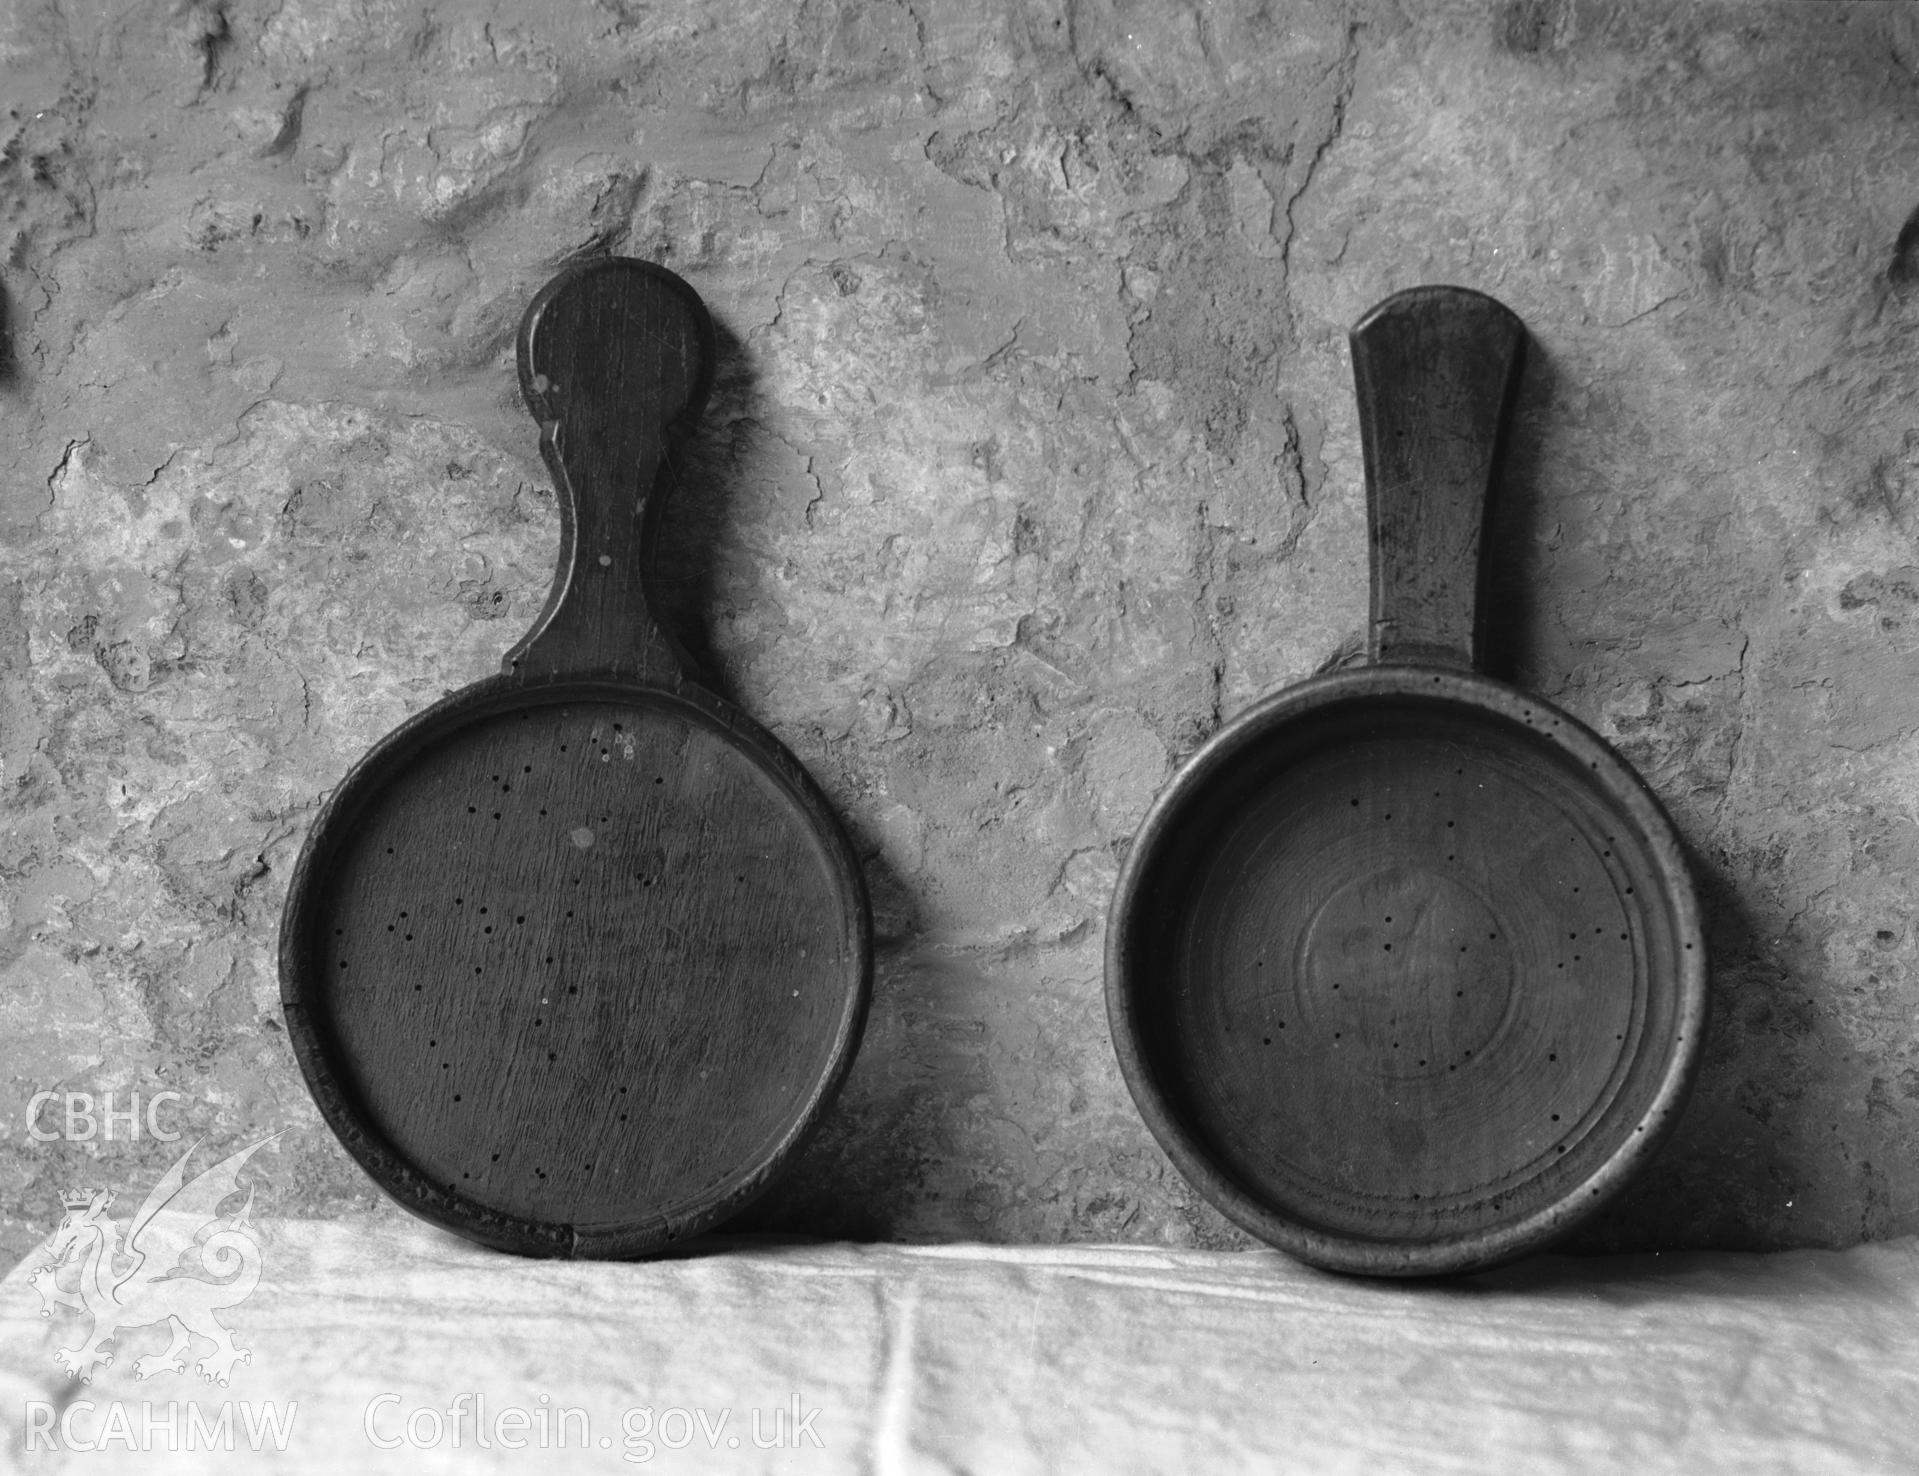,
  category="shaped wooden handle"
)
[505,258,717,683]
[1351,286,1526,672]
